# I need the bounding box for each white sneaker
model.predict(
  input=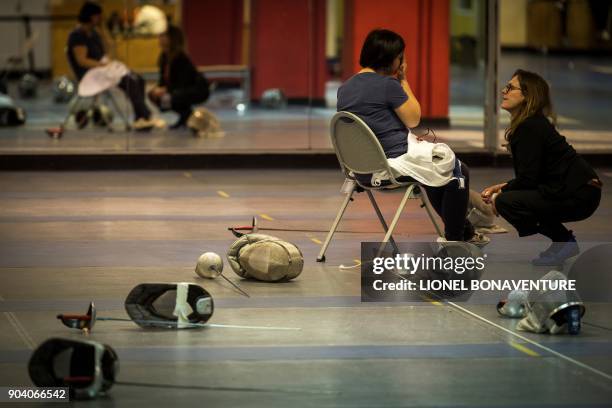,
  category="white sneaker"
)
[132,118,155,131]
[467,232,490,247]
[152,117,166,129]
[436,233,490,248]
